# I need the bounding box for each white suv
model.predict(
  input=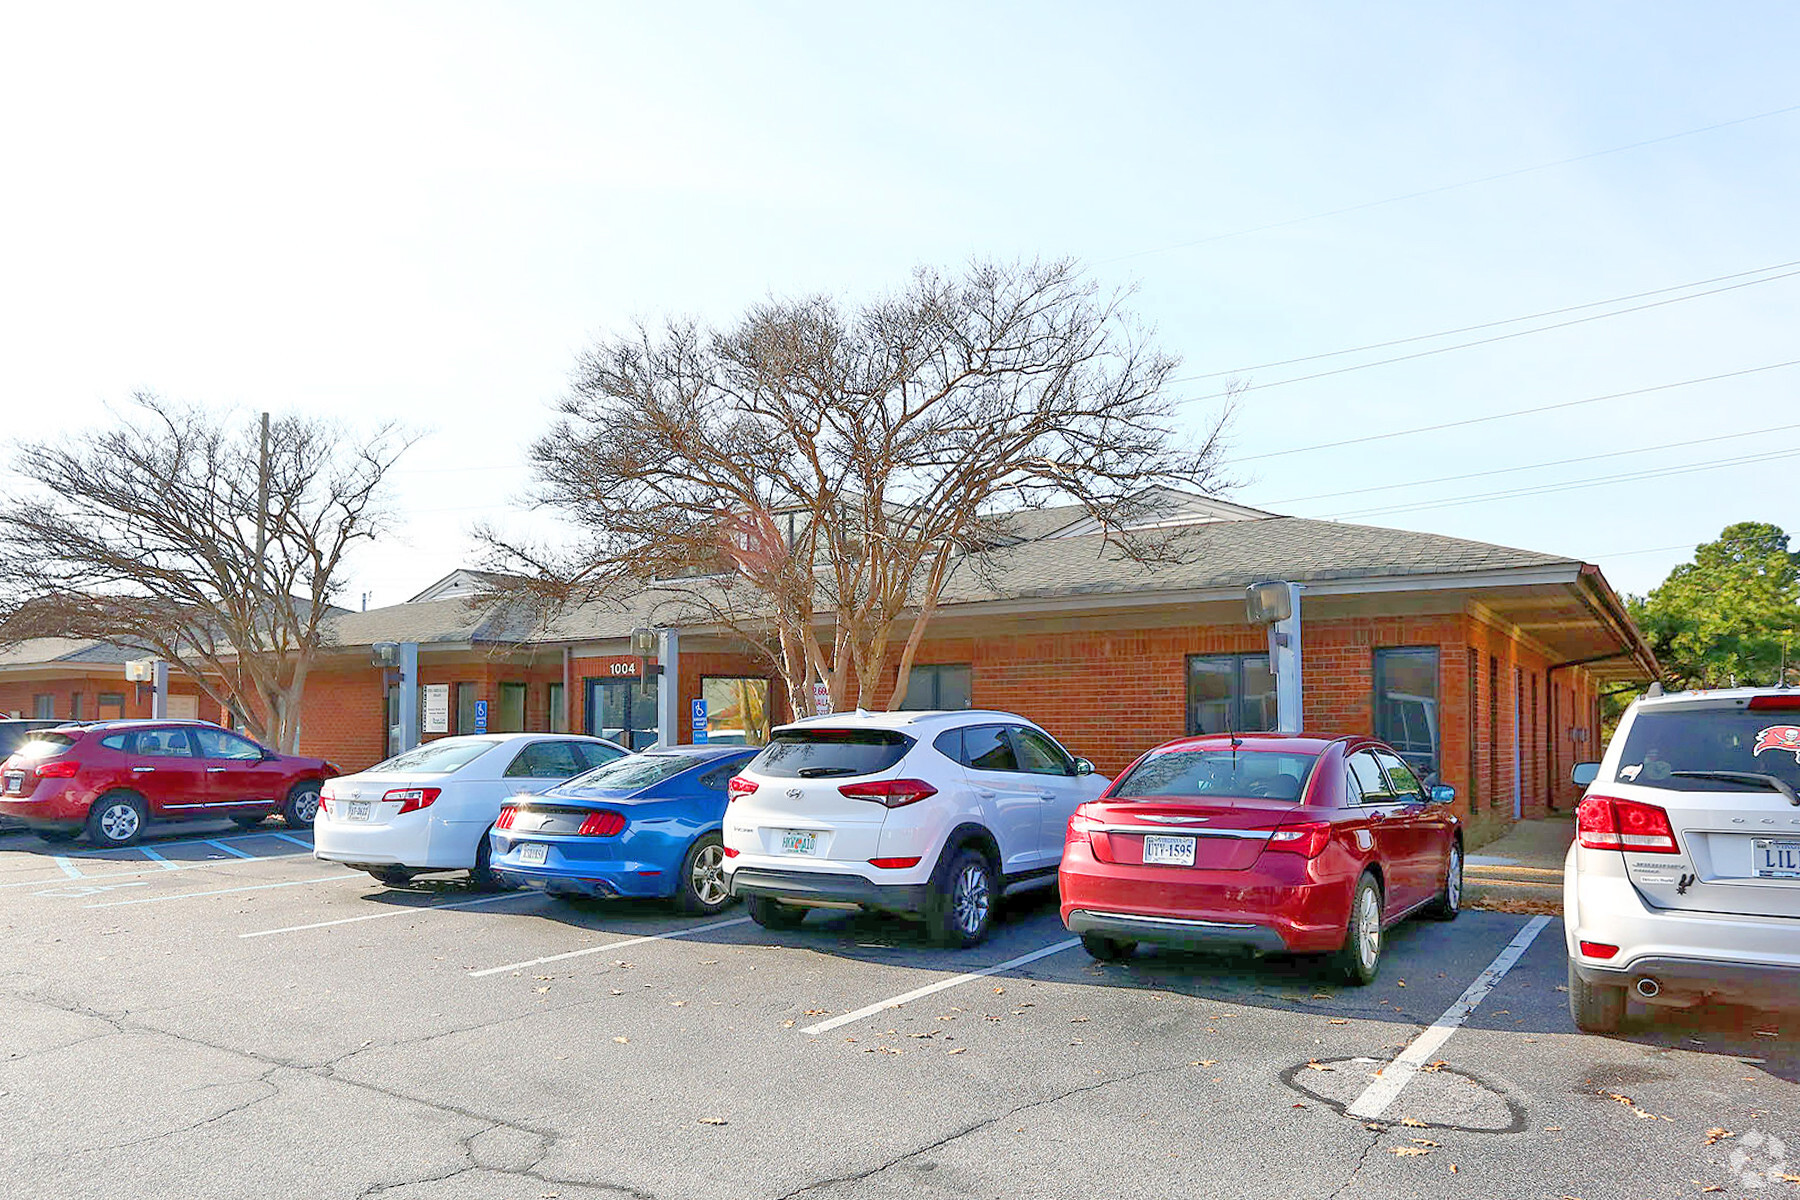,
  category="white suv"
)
[722,710,1109,946]
[1565,686,1800,1031]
